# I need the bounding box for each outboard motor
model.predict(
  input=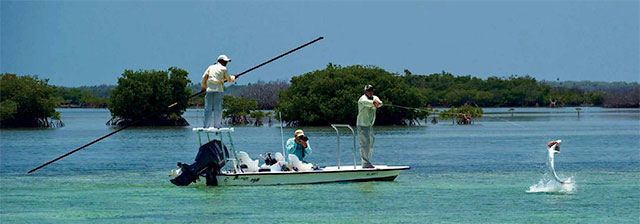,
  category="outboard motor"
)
[170,140,227,186]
